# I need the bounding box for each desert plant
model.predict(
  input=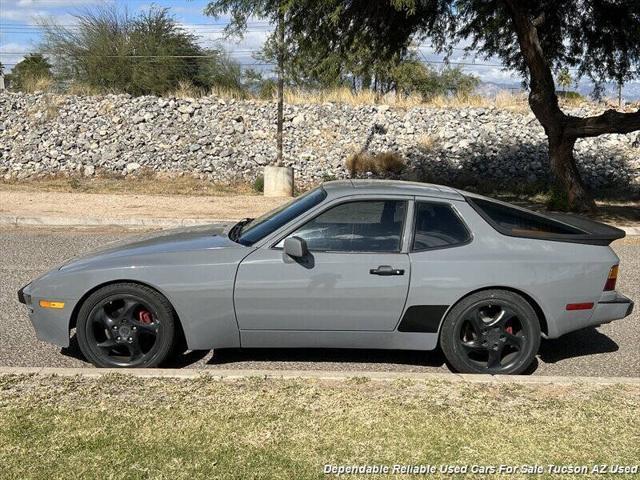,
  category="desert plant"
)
[253,175,264,193]
[346,151,406,177]
[172,80,205,99]
[20,75,54,93]
[39,6,245,97]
